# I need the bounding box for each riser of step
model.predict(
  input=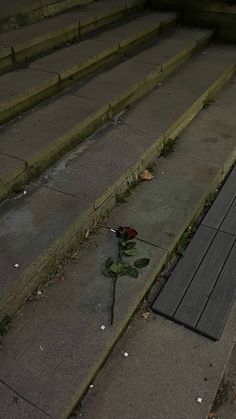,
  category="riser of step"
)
[151,0,236,42]
[0,0,146,72]
[0,44,235,322]
[0,74,235,419]
[0,27,213,203]
[0,12,178,125]
[0,0,93,31]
